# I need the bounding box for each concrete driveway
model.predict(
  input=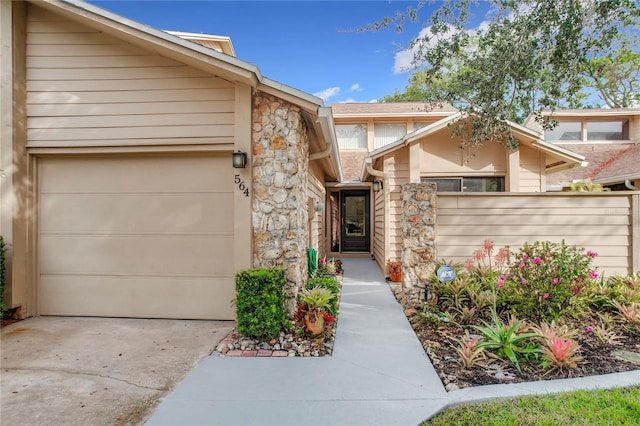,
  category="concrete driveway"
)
[1,316,233,425]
